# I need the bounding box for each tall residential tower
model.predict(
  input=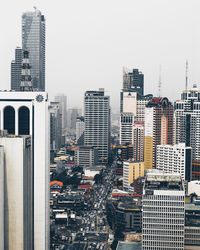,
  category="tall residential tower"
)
[84,89,111,163]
